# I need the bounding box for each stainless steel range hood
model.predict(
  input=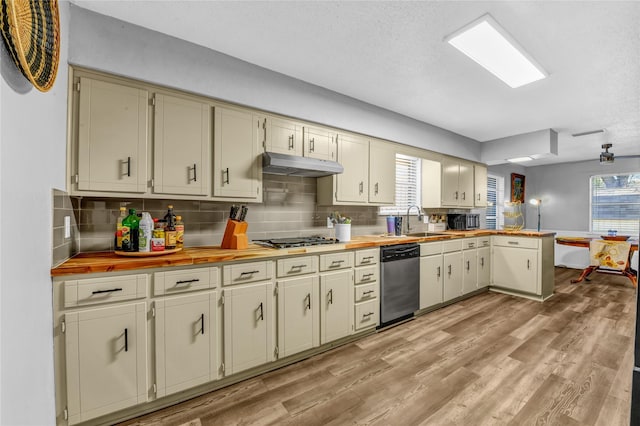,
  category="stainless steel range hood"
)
[262,152,344,177]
